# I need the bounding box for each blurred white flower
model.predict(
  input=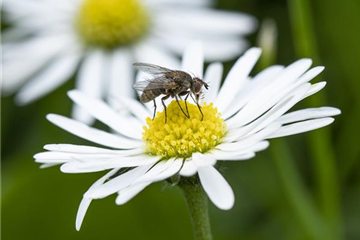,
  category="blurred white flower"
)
[2,0,256,124]
[34,43,340,230]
